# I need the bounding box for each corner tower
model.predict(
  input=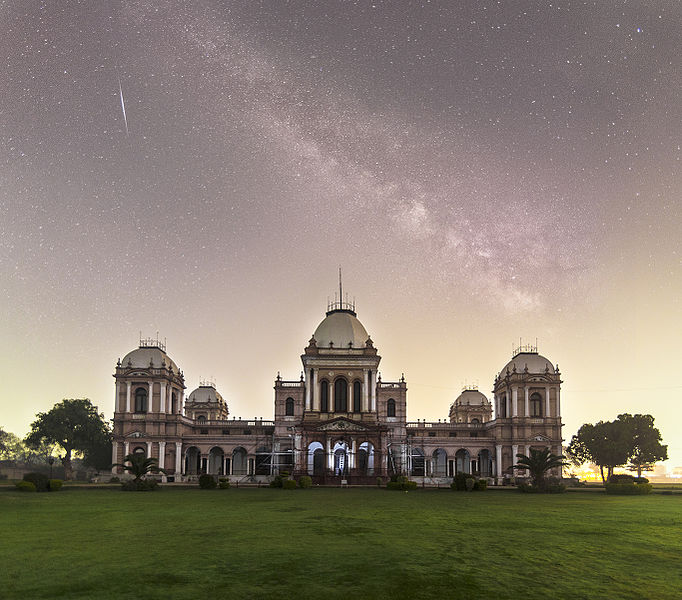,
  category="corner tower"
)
[112,336,186,478]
